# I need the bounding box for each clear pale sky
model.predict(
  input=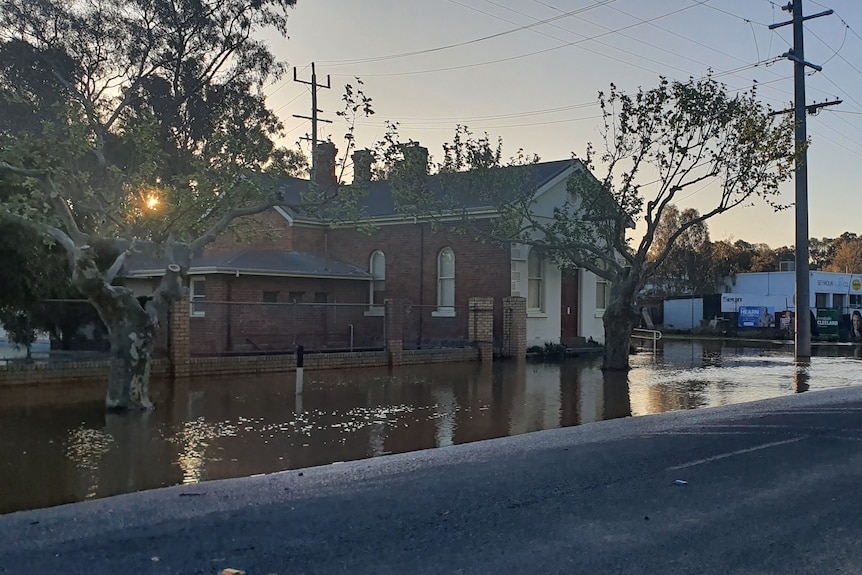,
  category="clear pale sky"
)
[261,0,862,248]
